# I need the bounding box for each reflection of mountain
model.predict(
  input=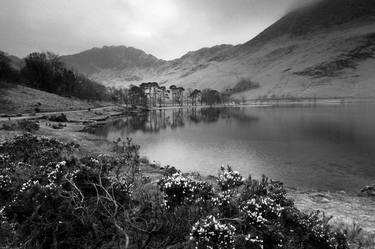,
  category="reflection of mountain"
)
[93,107,261,136]
[304,119,375,157]
[229,109,260,124]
